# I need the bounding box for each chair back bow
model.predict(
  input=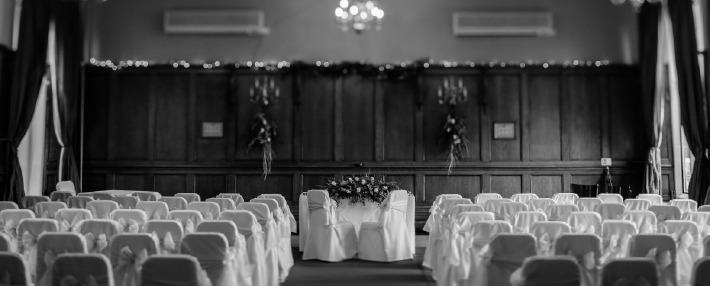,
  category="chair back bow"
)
[84,233,108,253]
[645,248,672,270]
[59,275,98,286]
[115,246,149,285]
[203,211,213,221]
[538,233,557,256]
[568,250,596,270]
[153,232,176,252]
[59,220,74,232]
[606,234,632,255]
[639,223,654,234]
[3,220,17,239]
[670,232,695,252]
[151,211,162,220]
[574,224,596,235]
[116,218,140,233]
[177,219,195,234]
[22,231,39,251]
